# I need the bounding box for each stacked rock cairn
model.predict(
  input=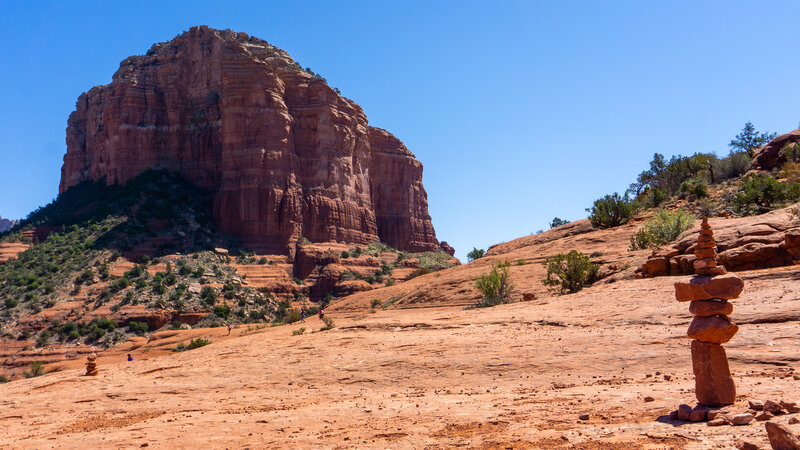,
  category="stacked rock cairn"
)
[674,217,744,406]
[85,353,99,376]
